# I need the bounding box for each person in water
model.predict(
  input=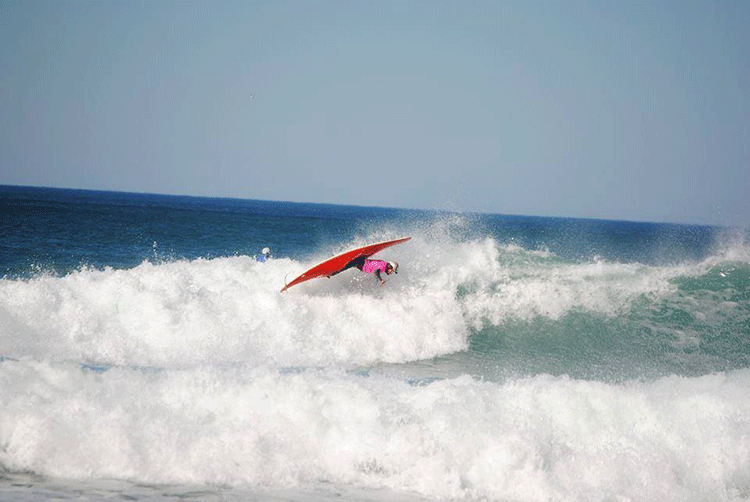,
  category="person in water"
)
[256,247,271,262]
[339,256,398,285]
